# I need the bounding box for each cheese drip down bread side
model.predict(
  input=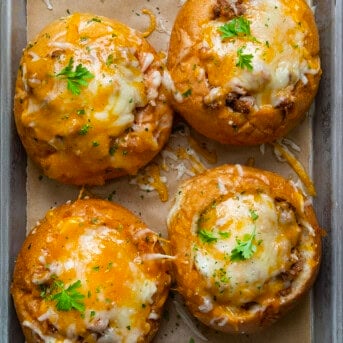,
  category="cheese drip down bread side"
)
[11,199,171,342]
[167,165,321,333]
[167,0,321,145]
[14,13,173,185]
